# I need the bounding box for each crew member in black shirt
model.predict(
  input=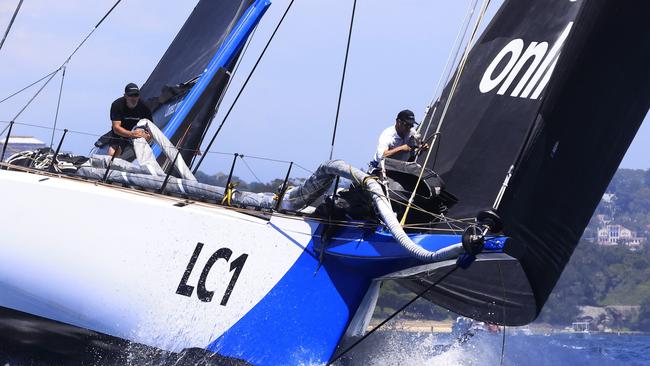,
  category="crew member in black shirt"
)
[105,82,152,156]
